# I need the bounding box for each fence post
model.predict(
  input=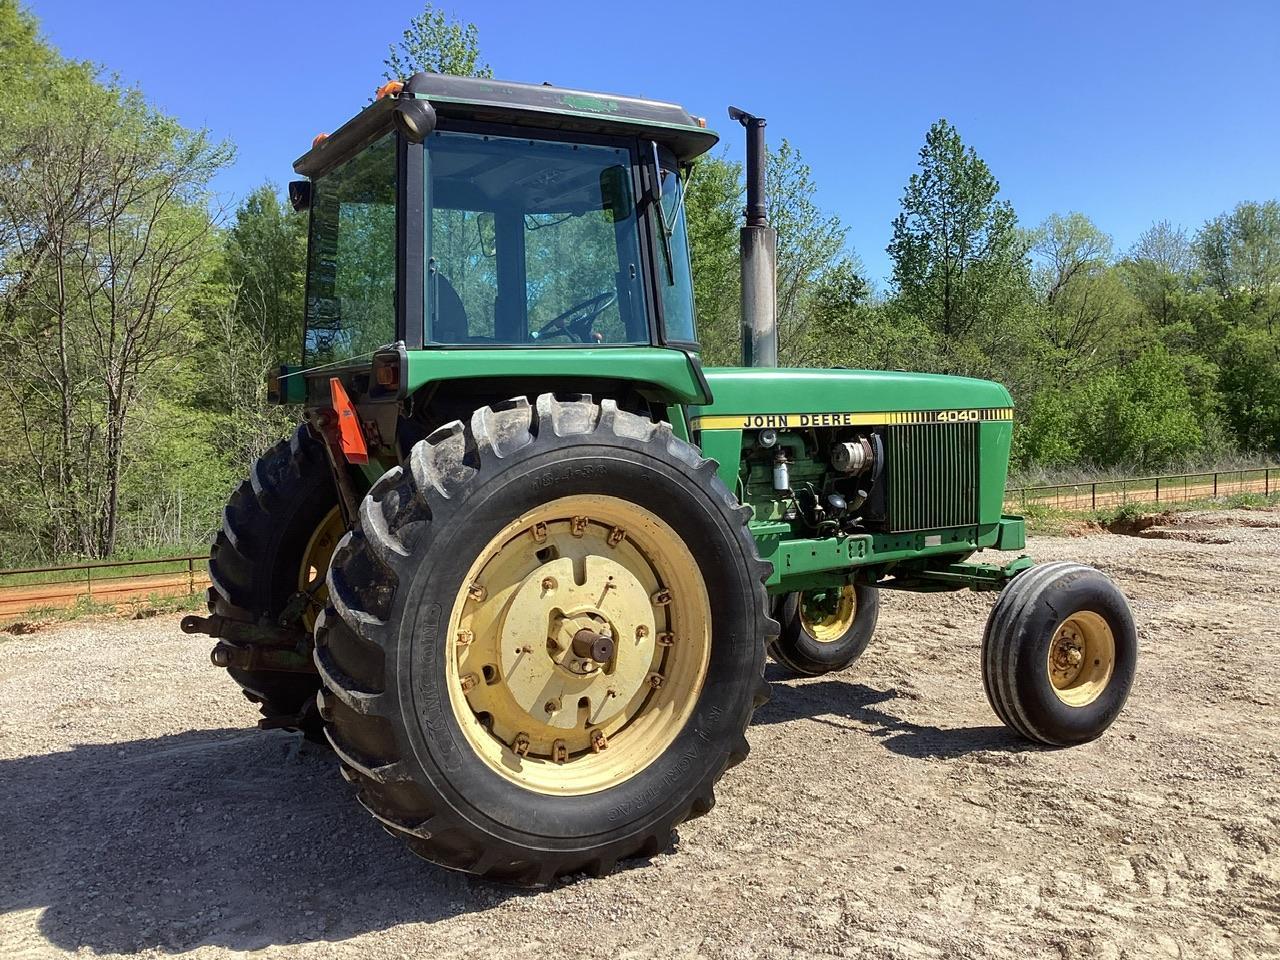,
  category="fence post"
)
[1155,477,1160,503]
[1091,483,1096,510]
[1268,468,1271,497]
[86,565,92,599]
[1213,472,1218,497]
[188,557,195,595]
